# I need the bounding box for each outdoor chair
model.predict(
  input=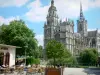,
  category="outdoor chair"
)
[3,67,11,74]
[26,68,36,75]
[38,67,45,75]
[9,65,15,73]
[16,66,24,75]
